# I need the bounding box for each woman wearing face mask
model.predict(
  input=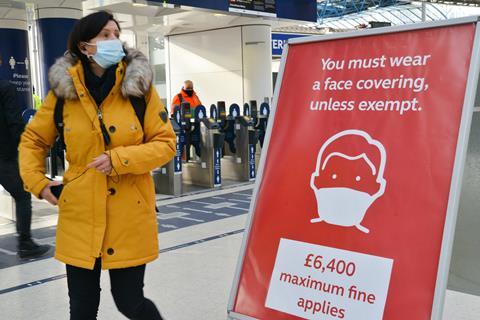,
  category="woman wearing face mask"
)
[18,11,175,320]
